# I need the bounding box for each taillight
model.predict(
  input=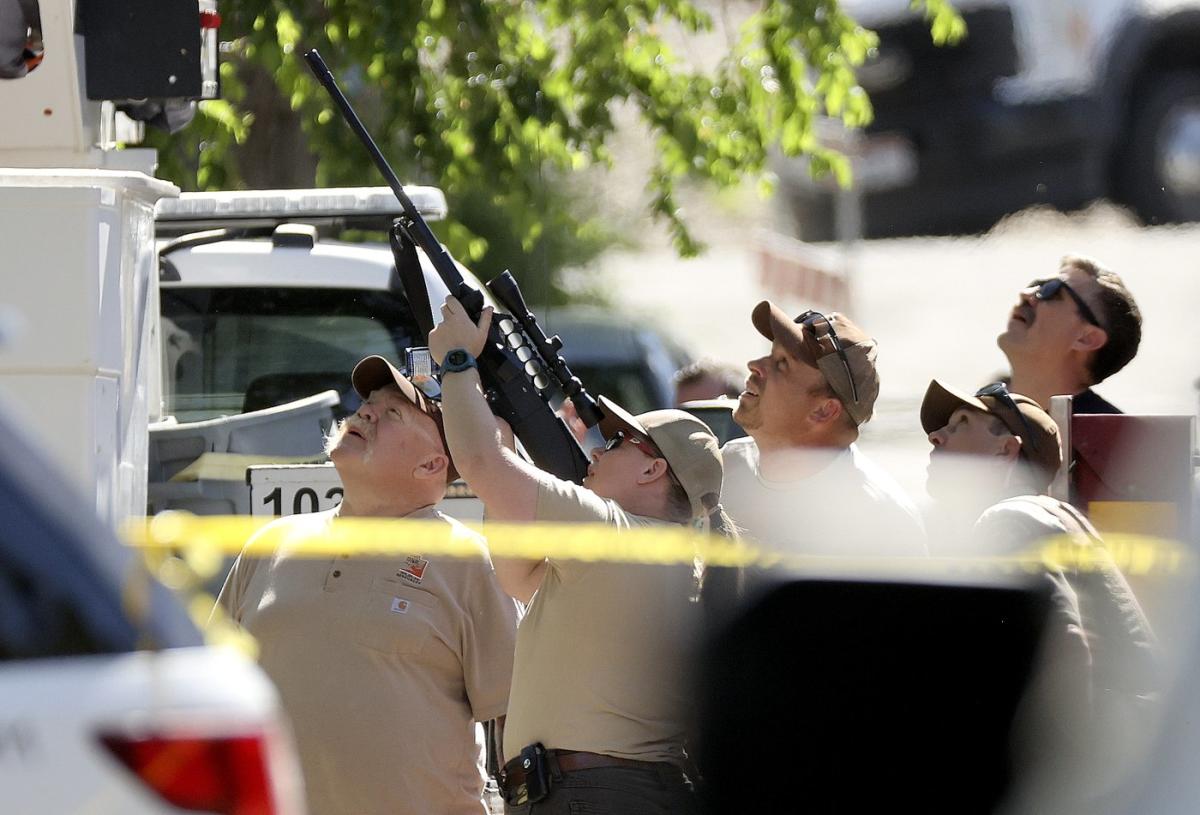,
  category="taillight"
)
[99,731,275,815]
